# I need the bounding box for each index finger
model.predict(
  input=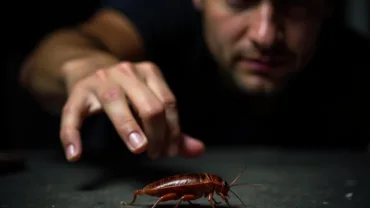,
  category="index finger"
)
[60,83,91,162]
